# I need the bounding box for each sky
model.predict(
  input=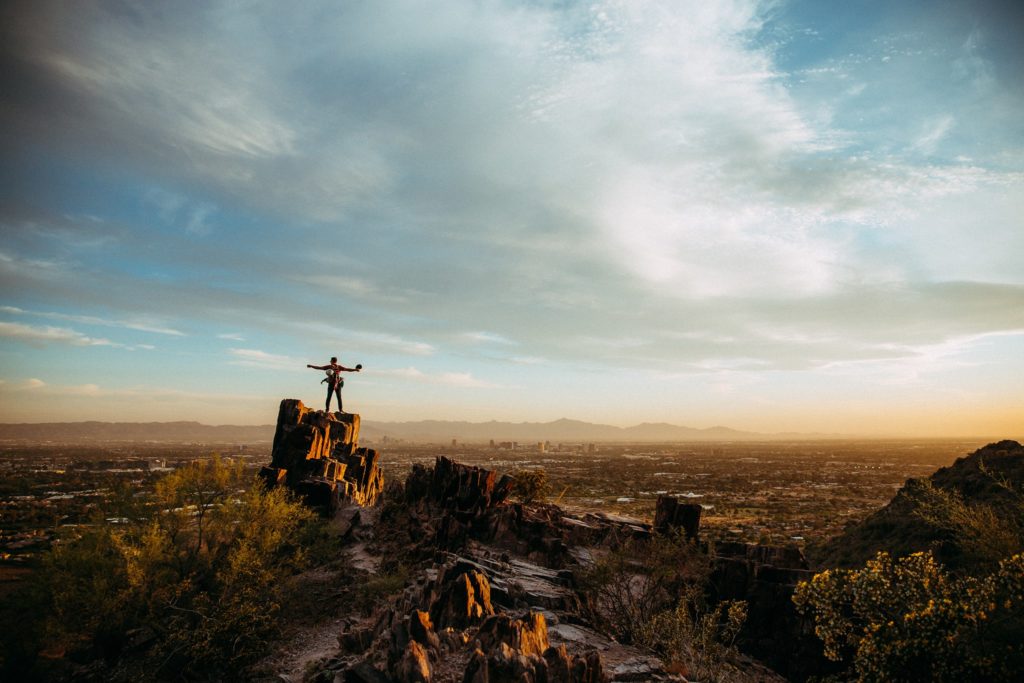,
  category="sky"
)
[1,0,1022,437]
